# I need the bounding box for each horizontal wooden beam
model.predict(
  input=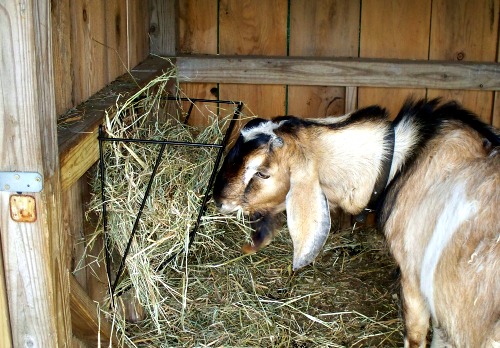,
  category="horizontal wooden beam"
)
[58,56,176,191]
[176,55,500,91]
